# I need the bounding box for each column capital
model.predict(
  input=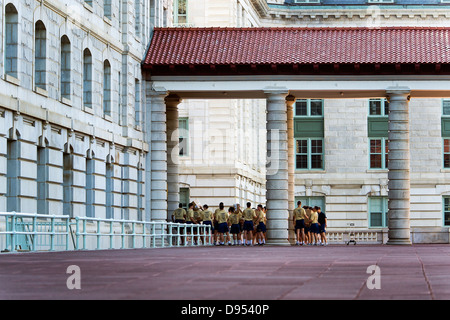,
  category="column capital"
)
[385,87,411,102]
[286,95,296,108]
[165,94,183,108]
